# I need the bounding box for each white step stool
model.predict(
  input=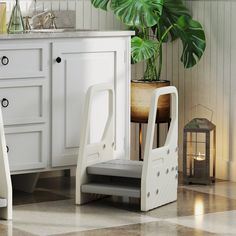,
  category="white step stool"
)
[0,105,12,220]
[76,83,178,211]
